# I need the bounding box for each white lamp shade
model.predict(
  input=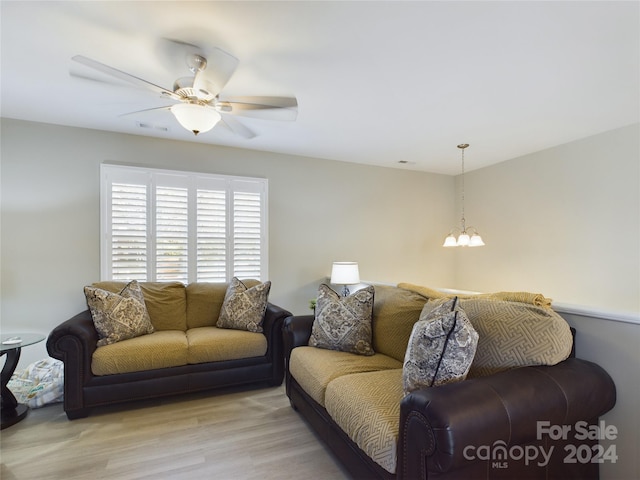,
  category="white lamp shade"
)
[443,234,458,247]
[330,262,360,285]
[457,233,470,246]
[469,234,485,247]
[171,103,221,135]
